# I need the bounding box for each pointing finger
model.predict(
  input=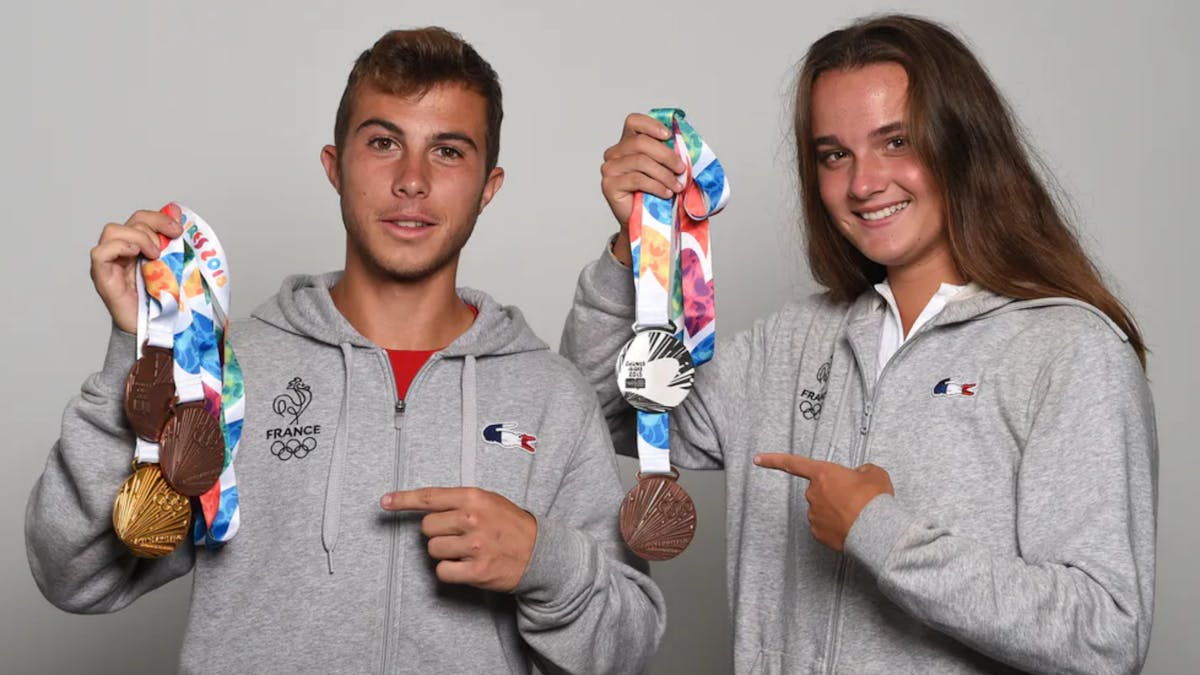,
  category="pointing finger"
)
[753,453,830,479]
